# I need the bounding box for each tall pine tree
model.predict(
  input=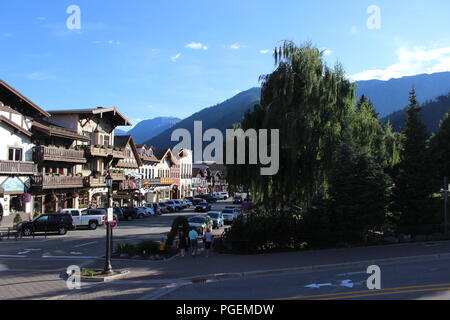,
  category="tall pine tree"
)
[391,89,434,234]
